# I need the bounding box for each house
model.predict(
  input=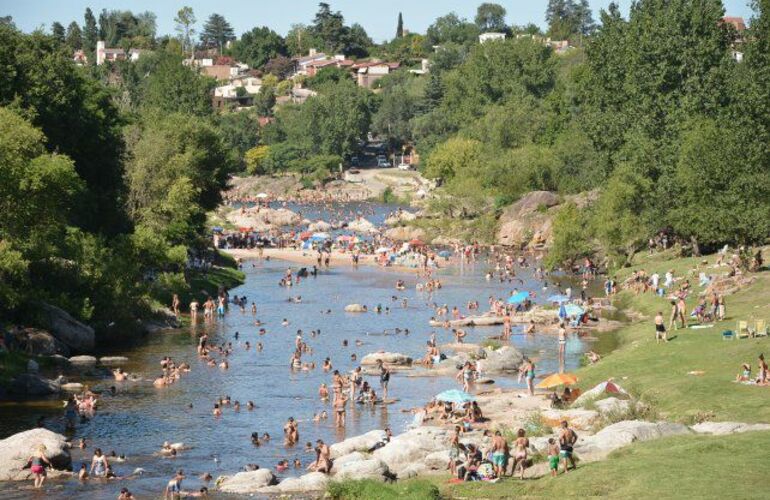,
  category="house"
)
[722,16,747,34]
[479,32,506,44]
[353,61,400,88]
[214,77,263,98]
[409,59,431,76]
[305,55,355,77]
[212,94,253,110]
[276,87,318,105]
[128,48,149,62]
[202,64,240,81]
[294,49,329,75]
[95,41,149,65]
